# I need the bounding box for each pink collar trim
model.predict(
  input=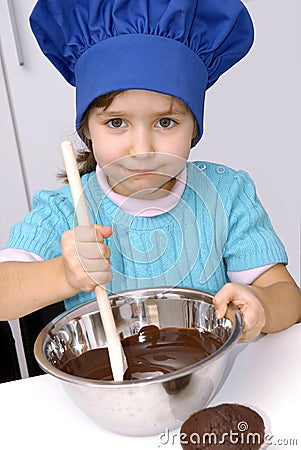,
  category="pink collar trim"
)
[96,165,186,217]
